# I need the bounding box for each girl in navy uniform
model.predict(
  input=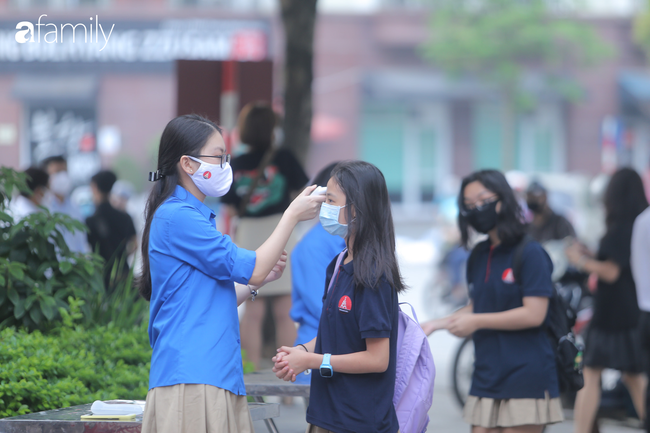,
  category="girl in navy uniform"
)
[139,114,324,433]
[273,161,405,433]
[422,170,563,433]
